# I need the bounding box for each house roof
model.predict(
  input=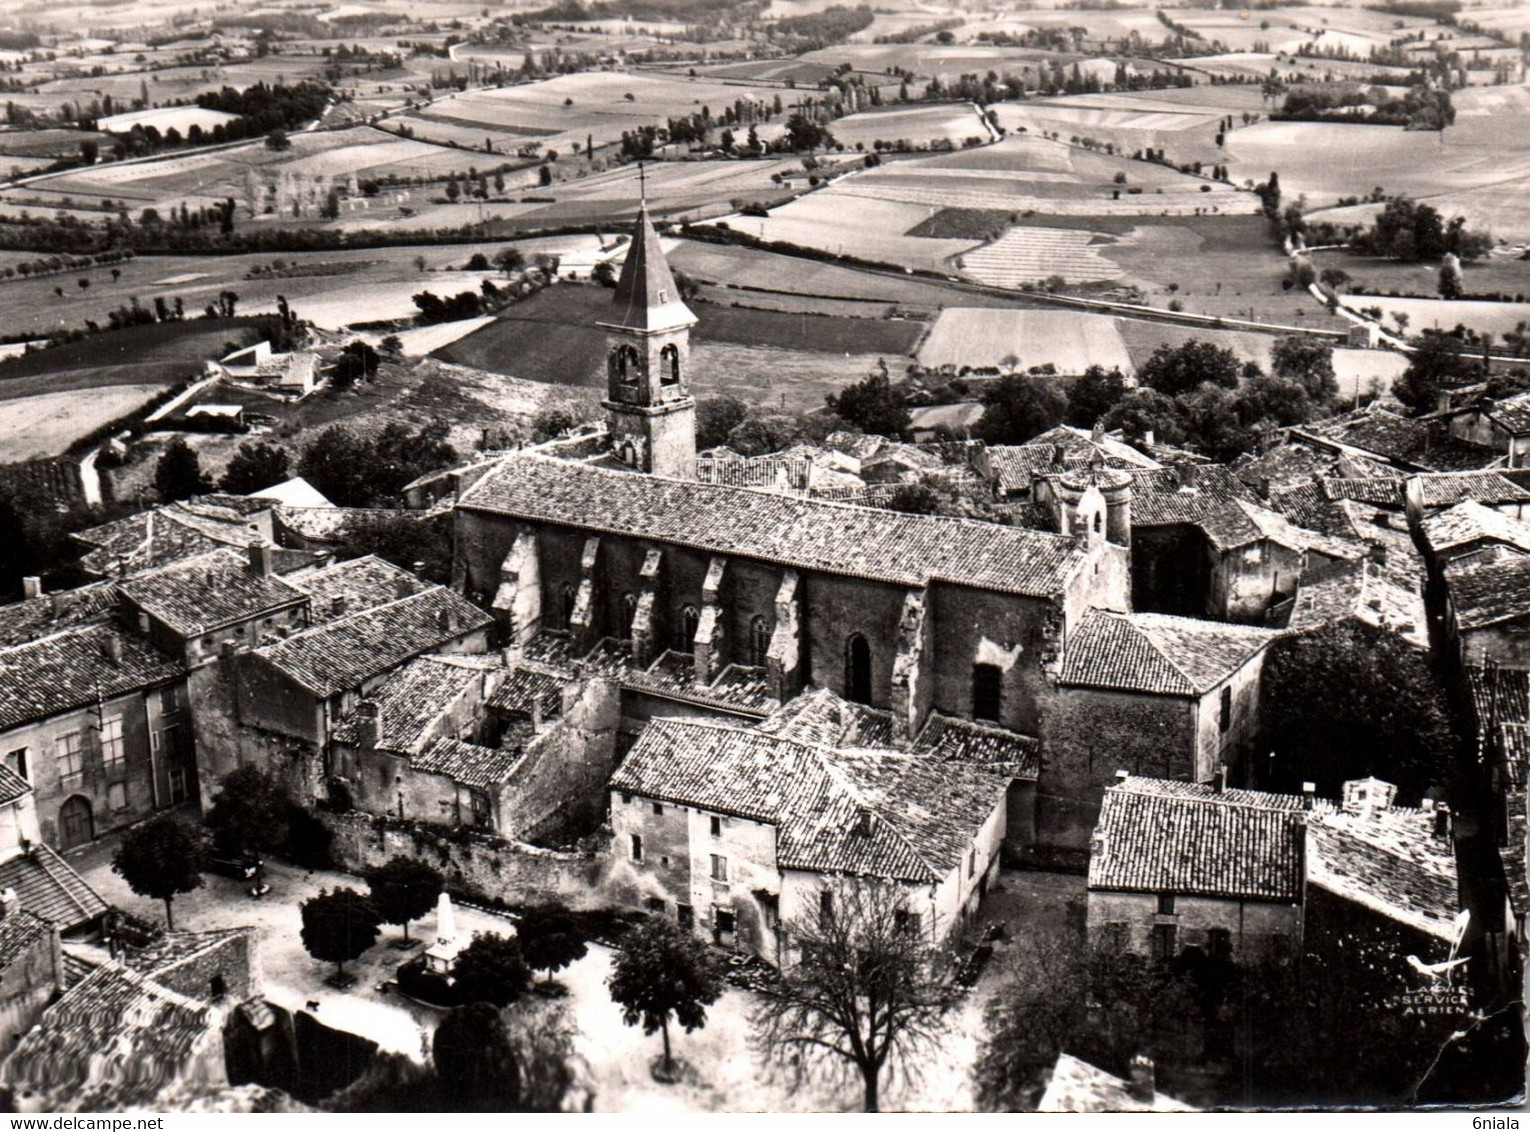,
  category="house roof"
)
[1483,390,1530,435]
[331,654,498,753]
[1448,556,1530,631]
[0,765,32,806]
[0,961,217,1112]
[1088,777,1306,902]
[282,555,432,624]
[0,624,184,732]
[0,909,54,972]
[458,454,1087,600]
[1287,560,1429,650]
[0,846,110,932]
[1025,425,1162,470]
[1422,500,1530,557]
[611,717,1009,884]
[71,500,271,577]
[487,665,564,719]
[0,582,120,648]
[1128,464,1255,526]
[247,476,332,509]
[118,928,253,984]
[1306,804,1459,941]
[1059,611,1277,697]
[251,587,493,699]
[1293,407,1500,472]
[602,203,696,334]
[1413,470,1530,510]
[119,548,306,636]
[412,736,522,790]
[1039,1053,1196,1113]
